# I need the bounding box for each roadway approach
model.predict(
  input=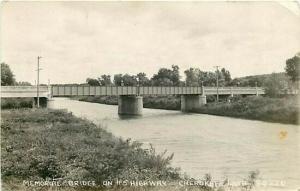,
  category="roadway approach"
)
[1,85,264,115]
